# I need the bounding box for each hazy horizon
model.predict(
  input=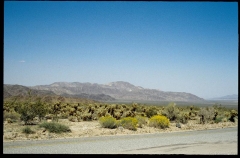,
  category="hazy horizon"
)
[4,2,238,99]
